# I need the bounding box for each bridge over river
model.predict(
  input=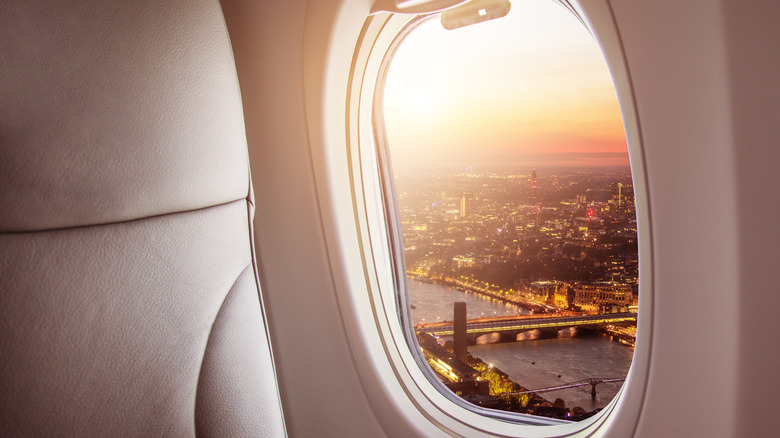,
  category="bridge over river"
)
[416,312,636,343]
[510,377,626,399]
